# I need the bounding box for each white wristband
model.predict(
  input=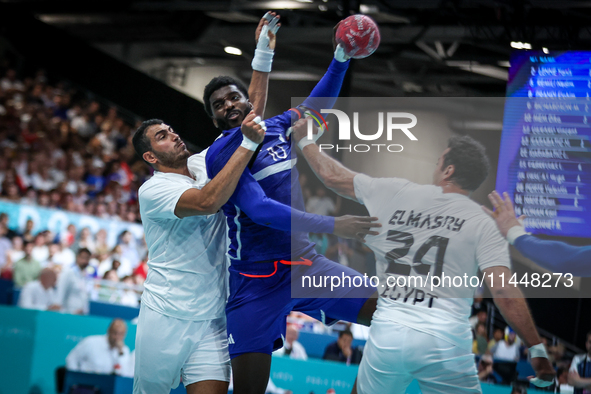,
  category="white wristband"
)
[240,135,259,151]
[298,138,317,150]
[252,49,274,73]
[529,343,549,359]
[506,225,529,245]
[334,44,350,63]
